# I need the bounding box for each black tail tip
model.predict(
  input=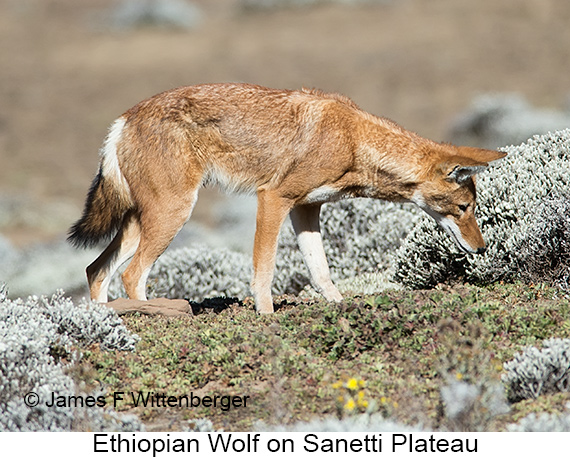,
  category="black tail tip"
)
[67,222,98,249]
